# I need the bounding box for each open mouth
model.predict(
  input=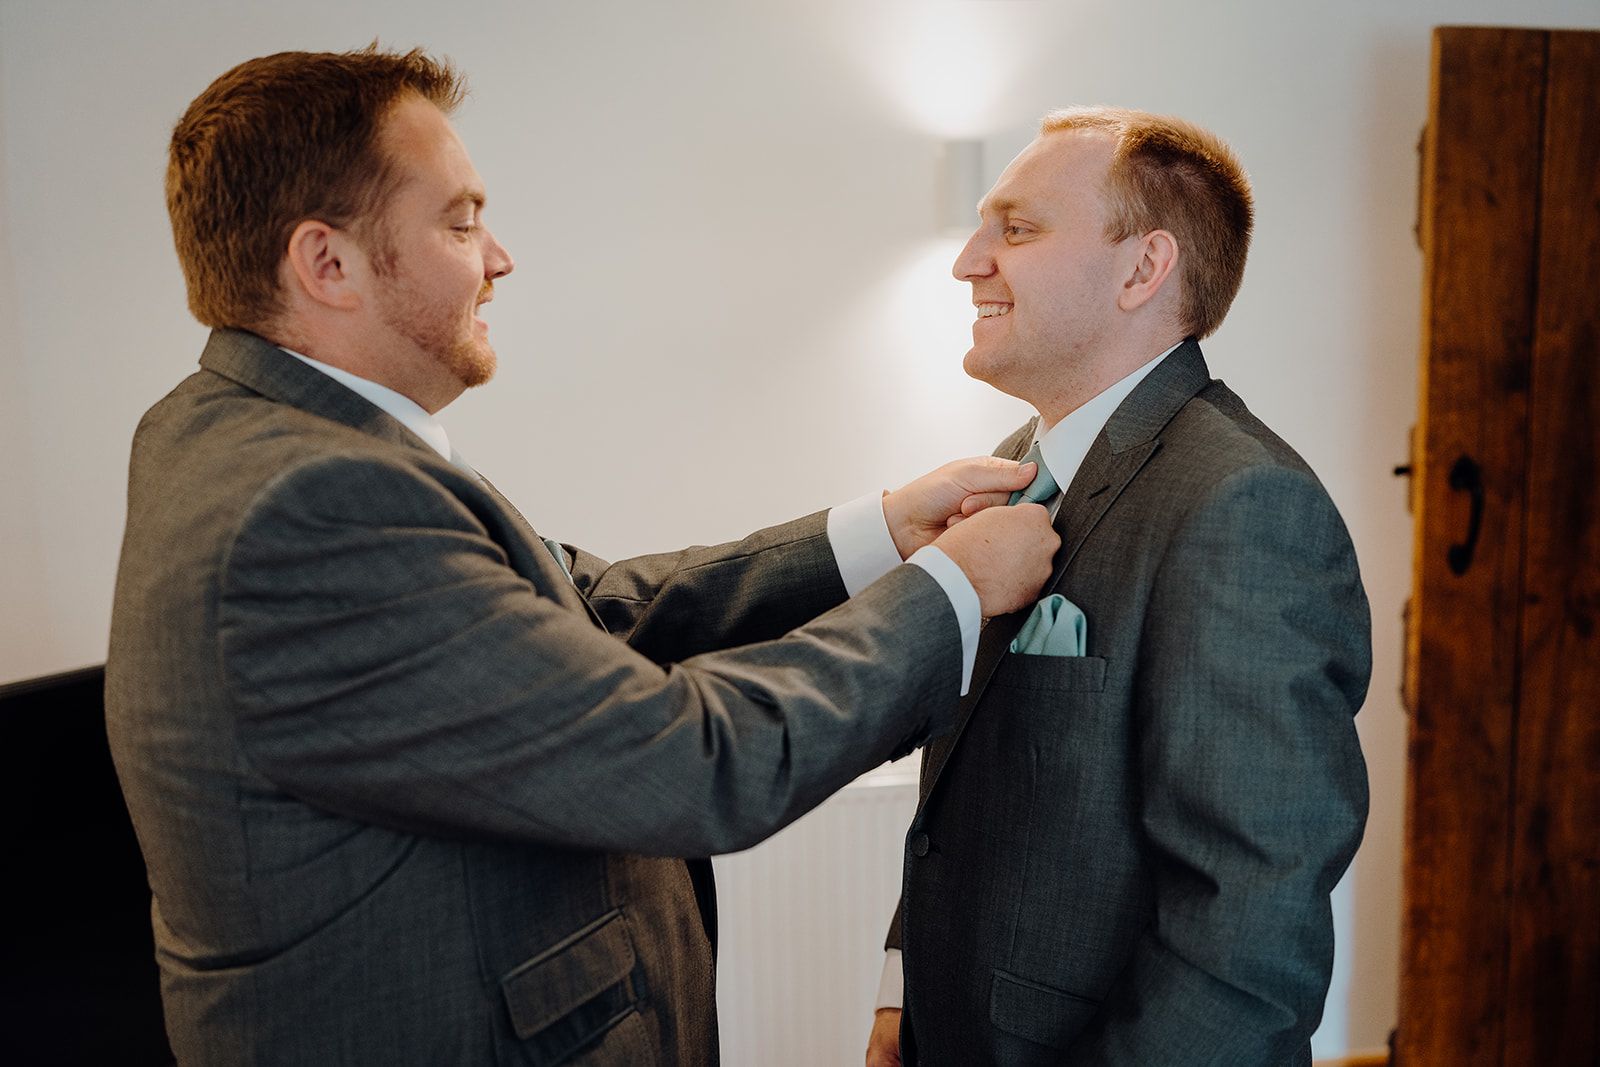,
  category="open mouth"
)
[976,303,1012,319]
